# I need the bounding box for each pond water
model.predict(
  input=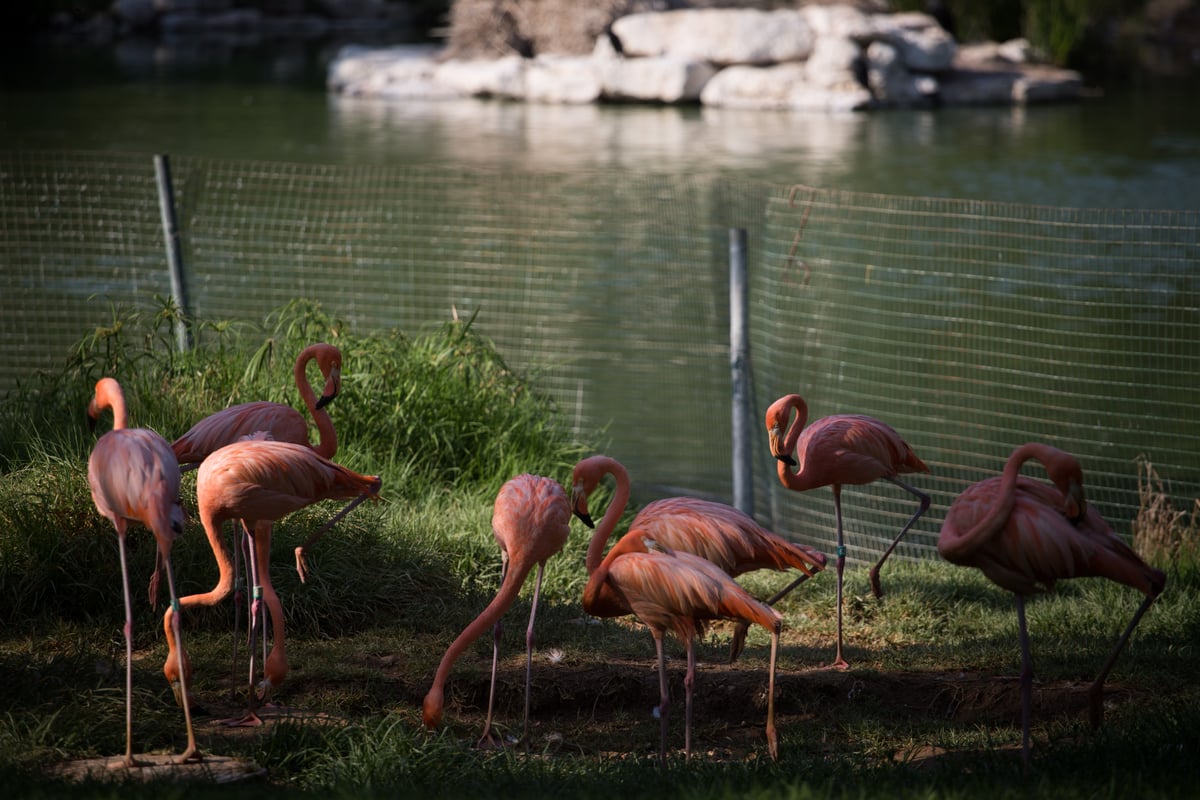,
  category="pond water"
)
[2,39,1198,542]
